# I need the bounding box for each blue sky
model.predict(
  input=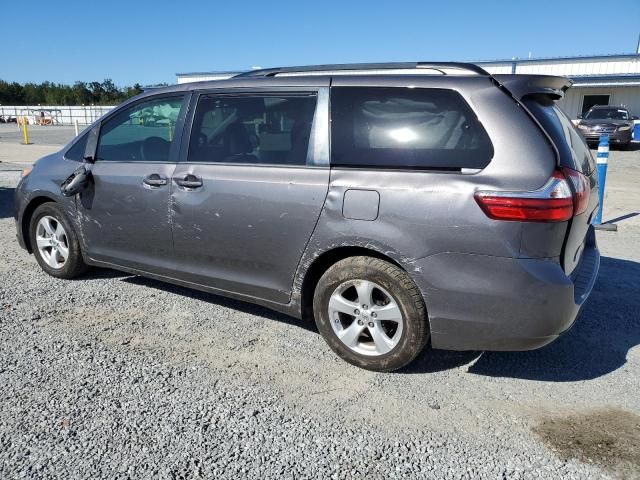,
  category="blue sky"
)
[2,0,639,86]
